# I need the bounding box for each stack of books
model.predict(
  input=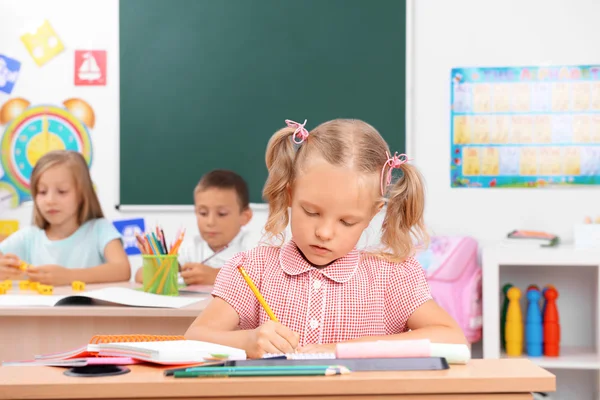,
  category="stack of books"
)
[503,230,560,248]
